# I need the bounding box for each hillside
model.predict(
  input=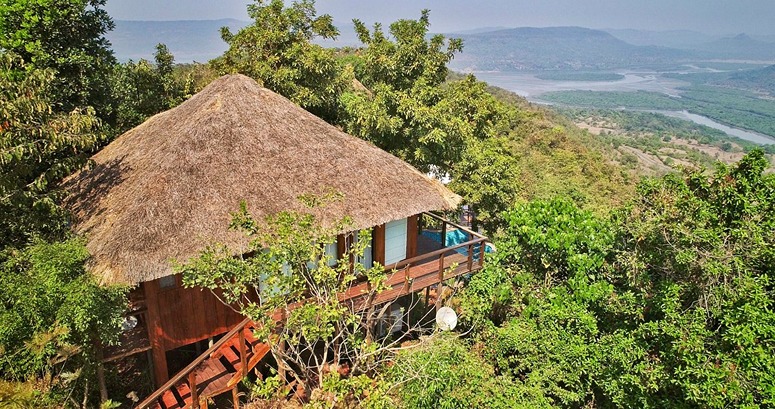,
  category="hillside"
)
[691,33,775,60]
[448,26,690,71]
[605,28,716,48]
